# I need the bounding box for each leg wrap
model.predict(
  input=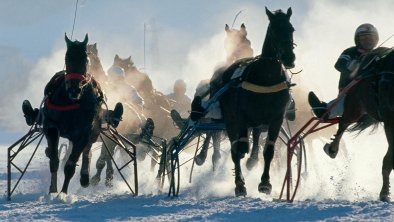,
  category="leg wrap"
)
[231,137,249,154]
